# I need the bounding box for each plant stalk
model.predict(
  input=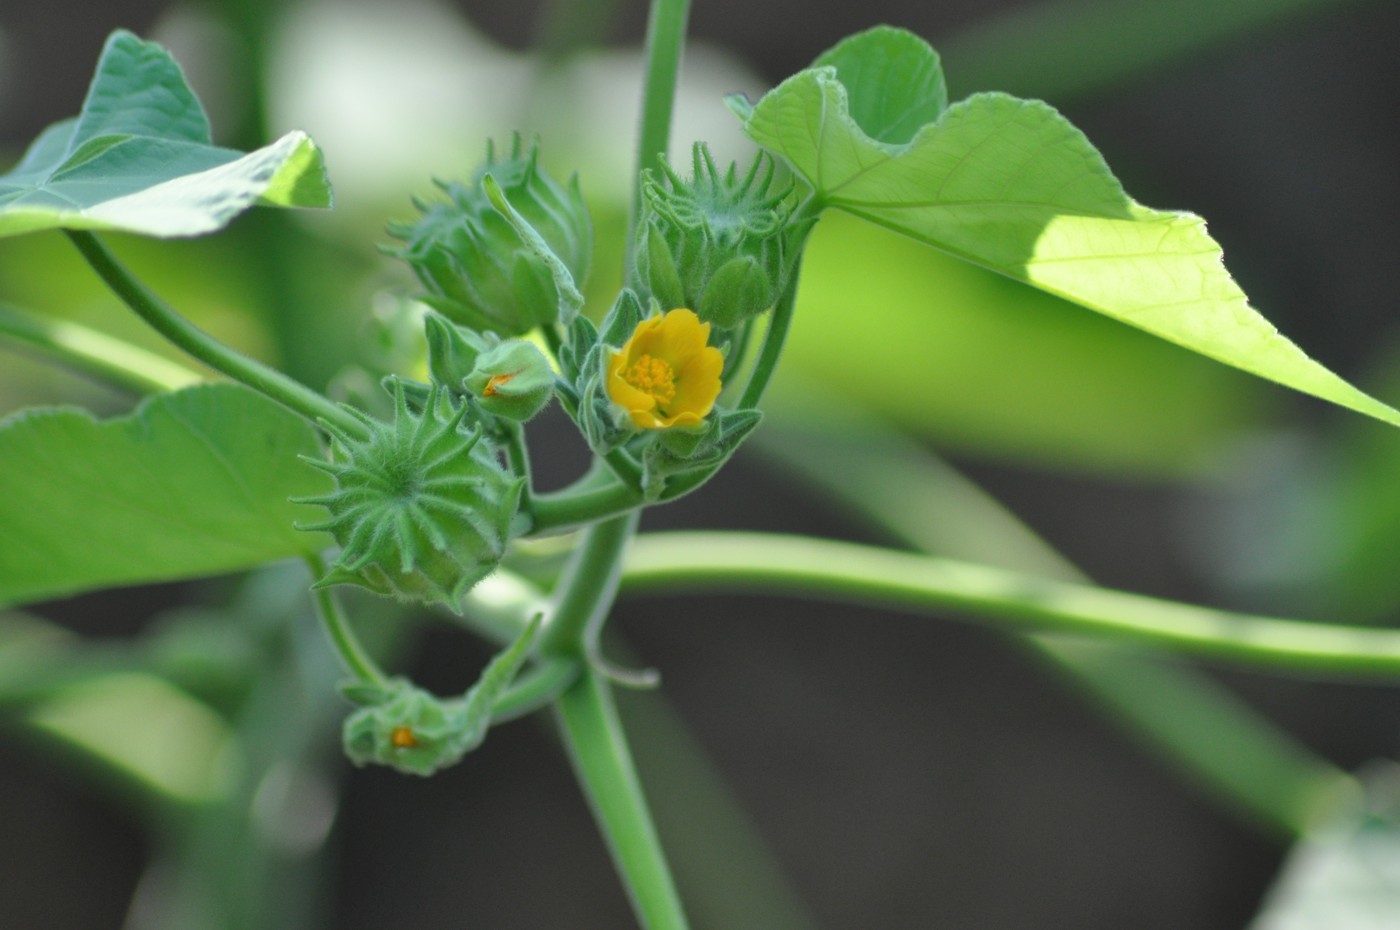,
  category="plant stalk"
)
[66,231,365,438]
[624,531,1400,680]
[555,668,691,930]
